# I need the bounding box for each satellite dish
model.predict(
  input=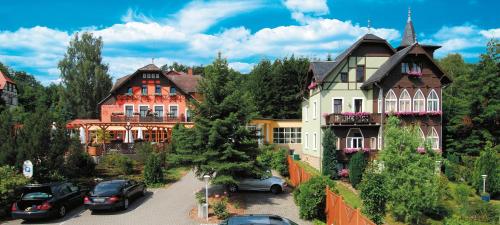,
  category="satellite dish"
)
[23,160,33,178]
